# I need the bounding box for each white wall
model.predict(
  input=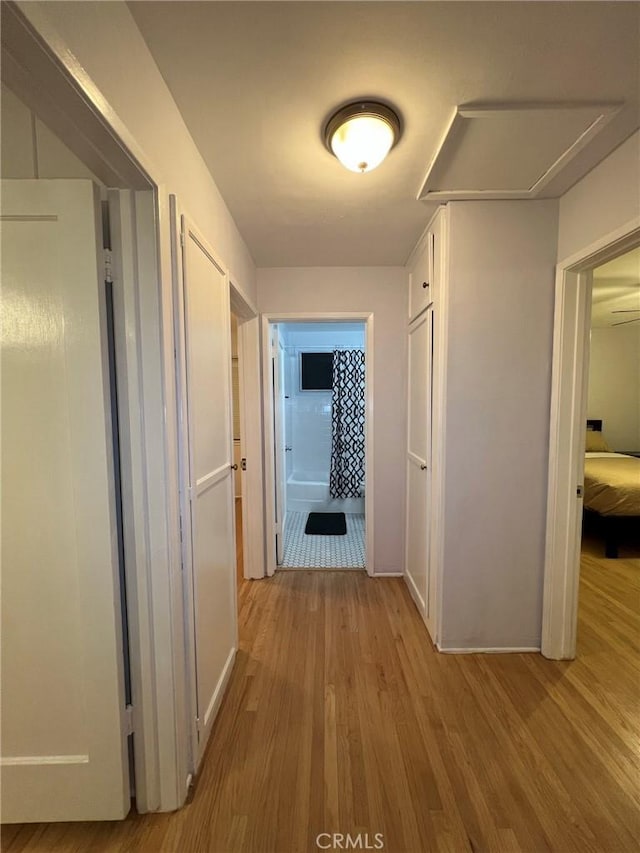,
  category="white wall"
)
[439,200,559,650]
[258,268,407,574]
[588,326,640,452]
[557,130,640,261]
[18,0,256,304]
